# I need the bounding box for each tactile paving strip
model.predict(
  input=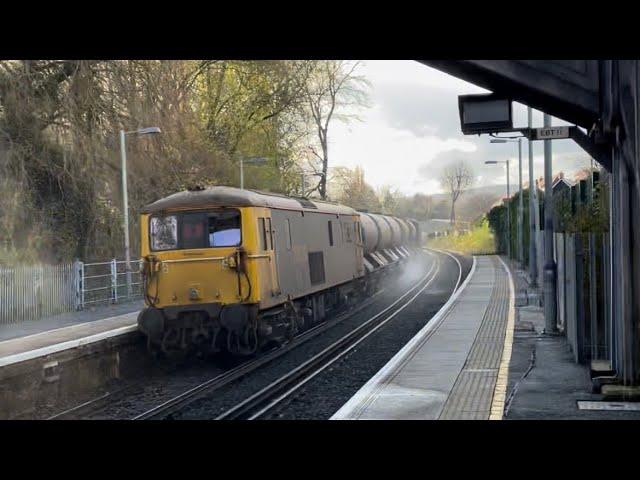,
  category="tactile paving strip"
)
[439,257,509,420]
